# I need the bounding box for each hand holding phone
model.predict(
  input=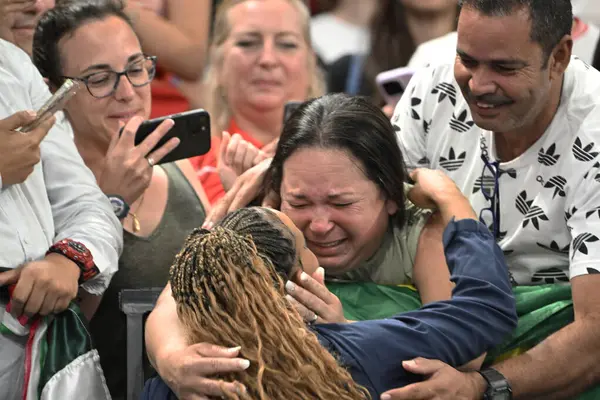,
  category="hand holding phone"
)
[19,79,80,133]
[99,116,178,206]
[0,110,56,186]
[131,109,211,165]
